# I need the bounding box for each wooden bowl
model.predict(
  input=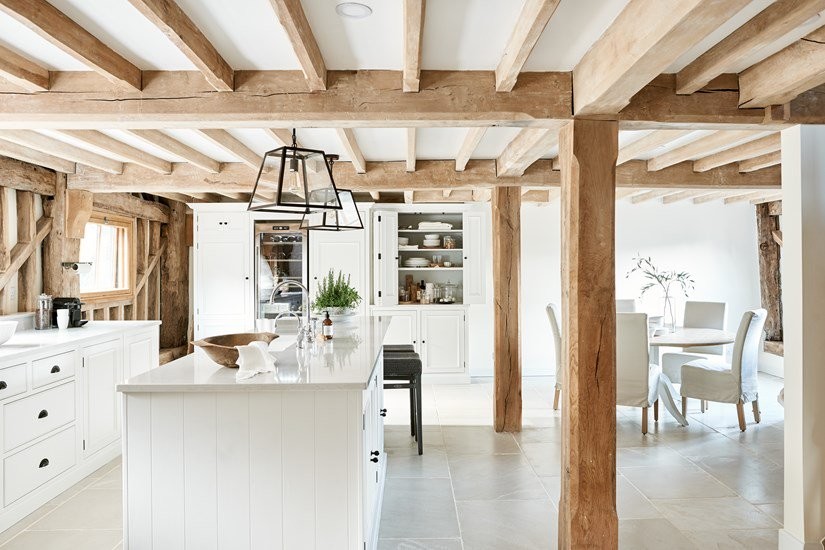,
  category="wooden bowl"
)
[192,332,279,368]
